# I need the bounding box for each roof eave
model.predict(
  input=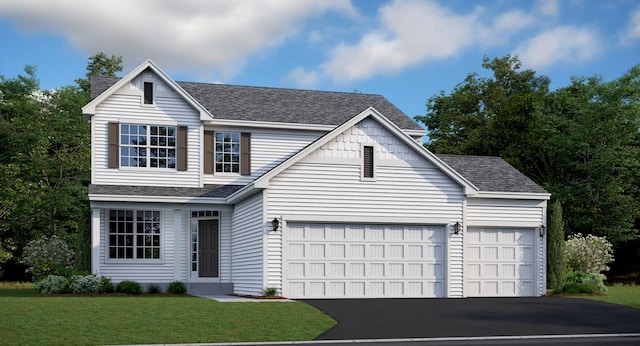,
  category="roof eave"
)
[474,191,552,200]
[89,194,228,204]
